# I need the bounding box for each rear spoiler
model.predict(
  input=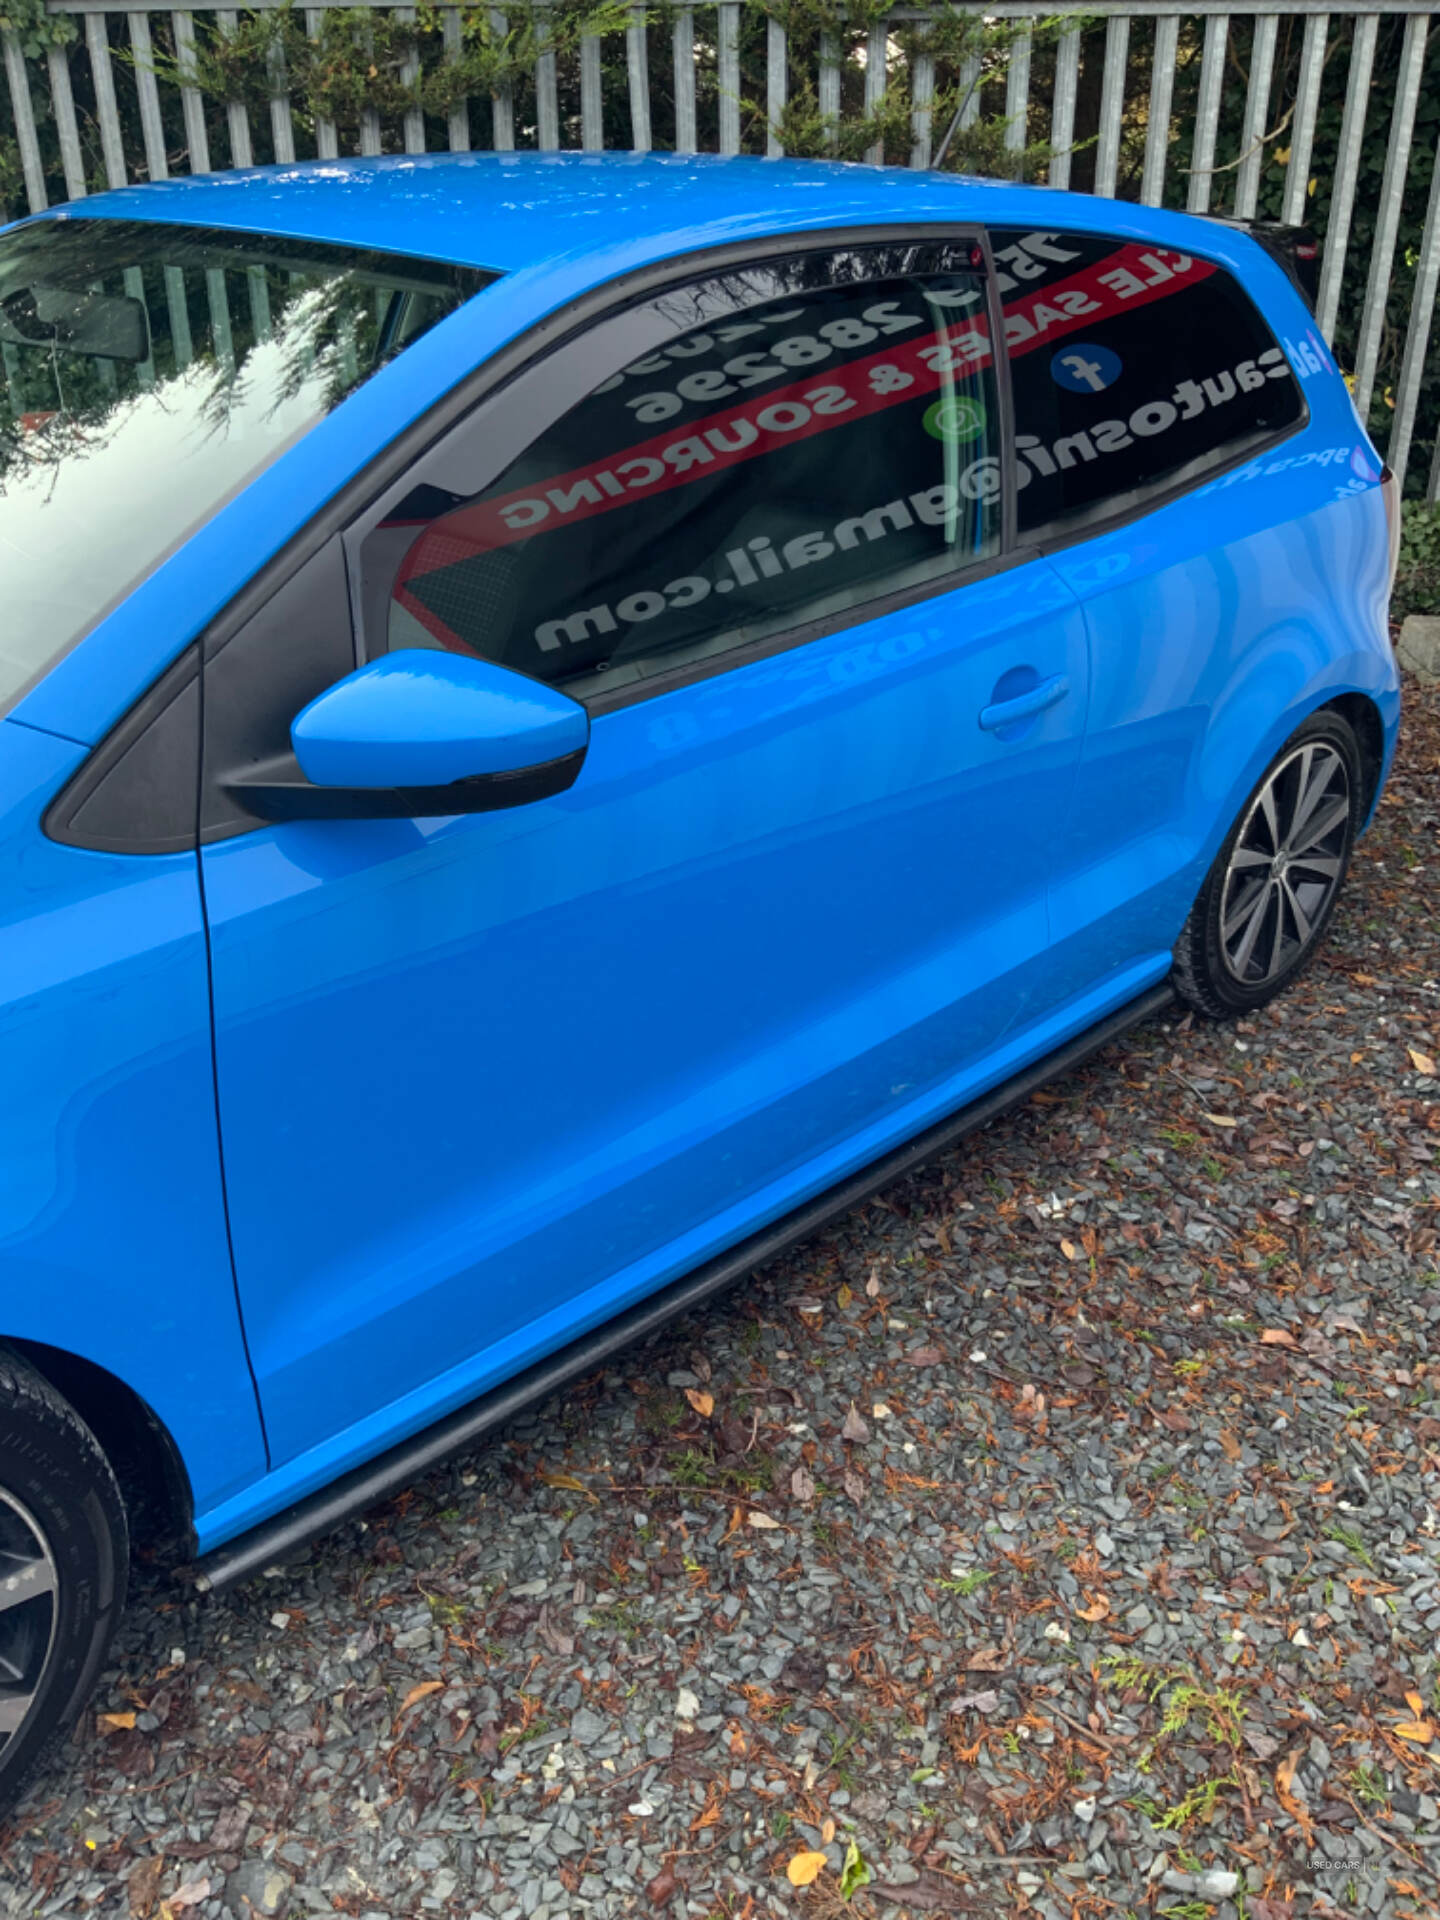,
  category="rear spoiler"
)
[1202,216,1320,314]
